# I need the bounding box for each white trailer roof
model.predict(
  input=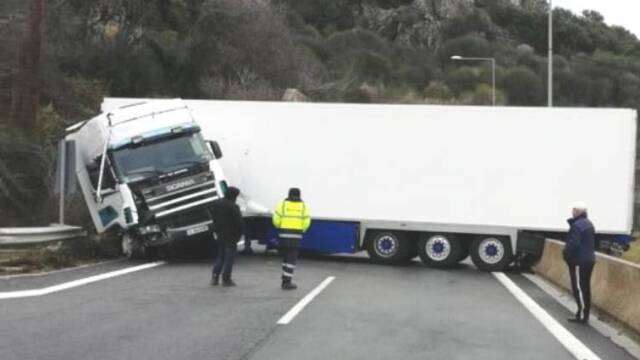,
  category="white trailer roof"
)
[103,98,637,234]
